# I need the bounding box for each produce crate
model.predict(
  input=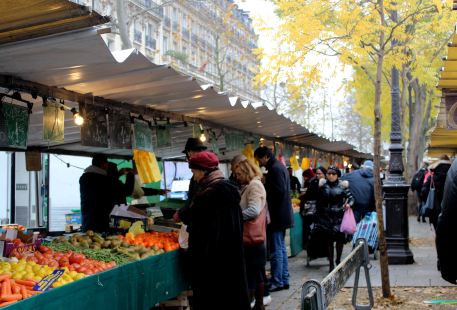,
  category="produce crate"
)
[1,239,42,257]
